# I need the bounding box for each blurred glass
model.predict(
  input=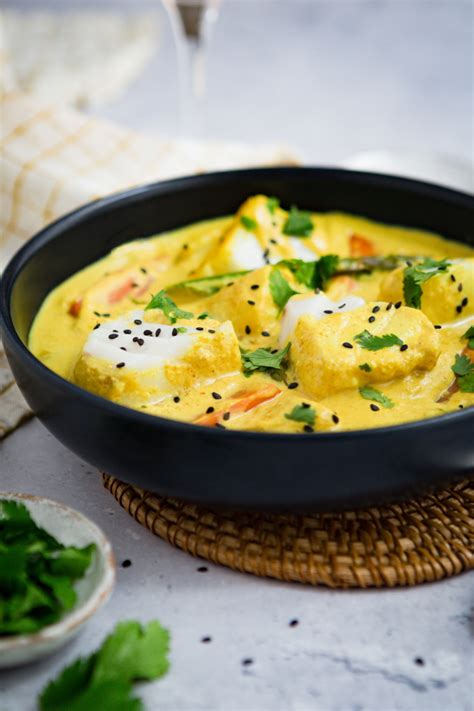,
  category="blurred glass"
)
[163,0,220,137]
